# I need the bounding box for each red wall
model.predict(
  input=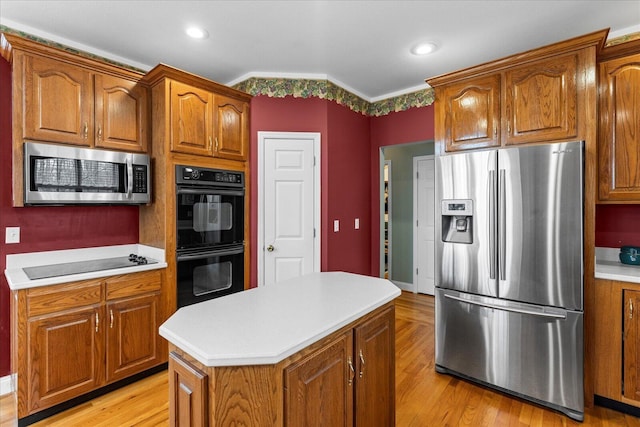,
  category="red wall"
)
[596,204,640,248]
[249,96,328,286]
[0,58,139,377]
[369,106,435,275]
[326,101,371,274]
[248,96,373,285]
